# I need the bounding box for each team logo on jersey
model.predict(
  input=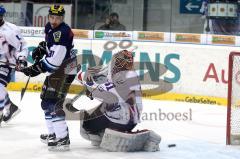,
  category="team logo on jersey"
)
[53,31,61,42]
